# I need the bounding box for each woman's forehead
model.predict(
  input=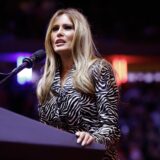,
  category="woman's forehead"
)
[53,14,73,25]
